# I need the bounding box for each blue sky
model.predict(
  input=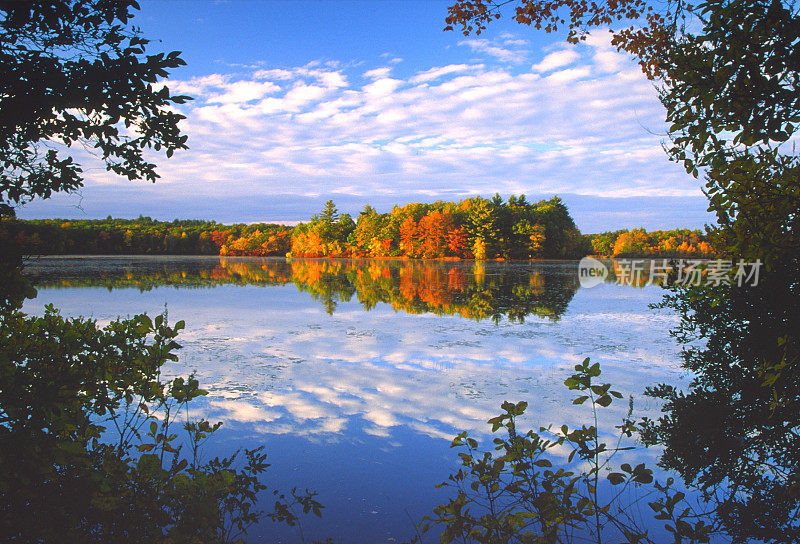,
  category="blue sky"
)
[19,0,713,232]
